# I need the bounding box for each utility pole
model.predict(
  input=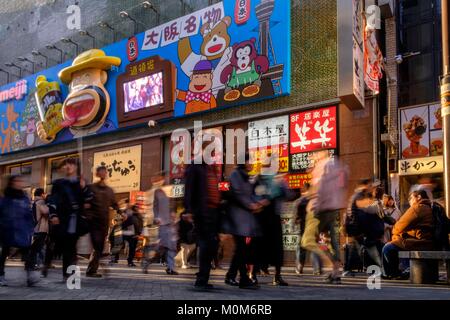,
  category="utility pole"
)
[440,0,450,218]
